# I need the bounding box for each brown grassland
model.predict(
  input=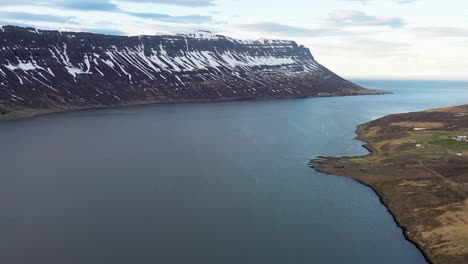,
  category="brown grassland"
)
[311,105,468,264]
